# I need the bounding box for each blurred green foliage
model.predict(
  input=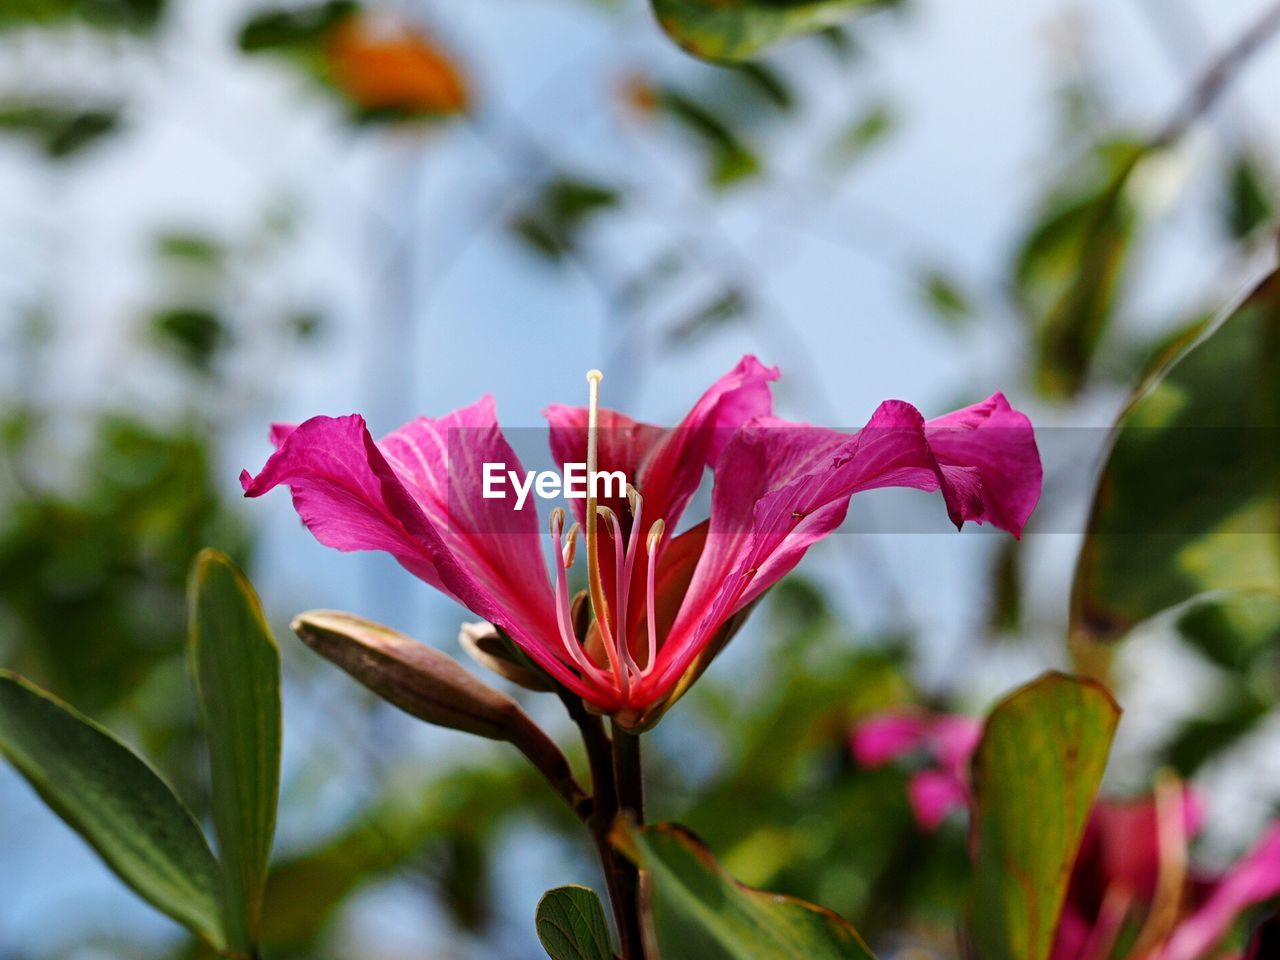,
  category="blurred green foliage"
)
[0,103,120,159]
[0,0,164,32]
